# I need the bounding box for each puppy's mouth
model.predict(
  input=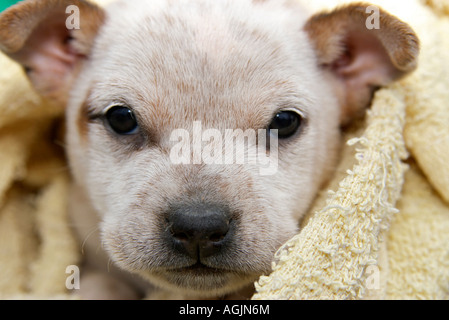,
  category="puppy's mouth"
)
[169,262,227,276]
[137,261,258,295]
